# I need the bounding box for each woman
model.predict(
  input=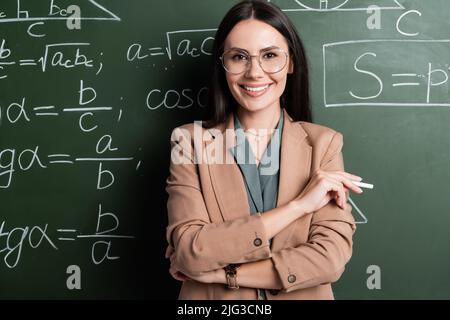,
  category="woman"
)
[165,0,363,300]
